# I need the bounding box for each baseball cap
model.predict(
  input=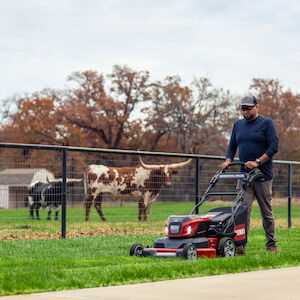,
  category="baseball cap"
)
[240,96,257,107]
